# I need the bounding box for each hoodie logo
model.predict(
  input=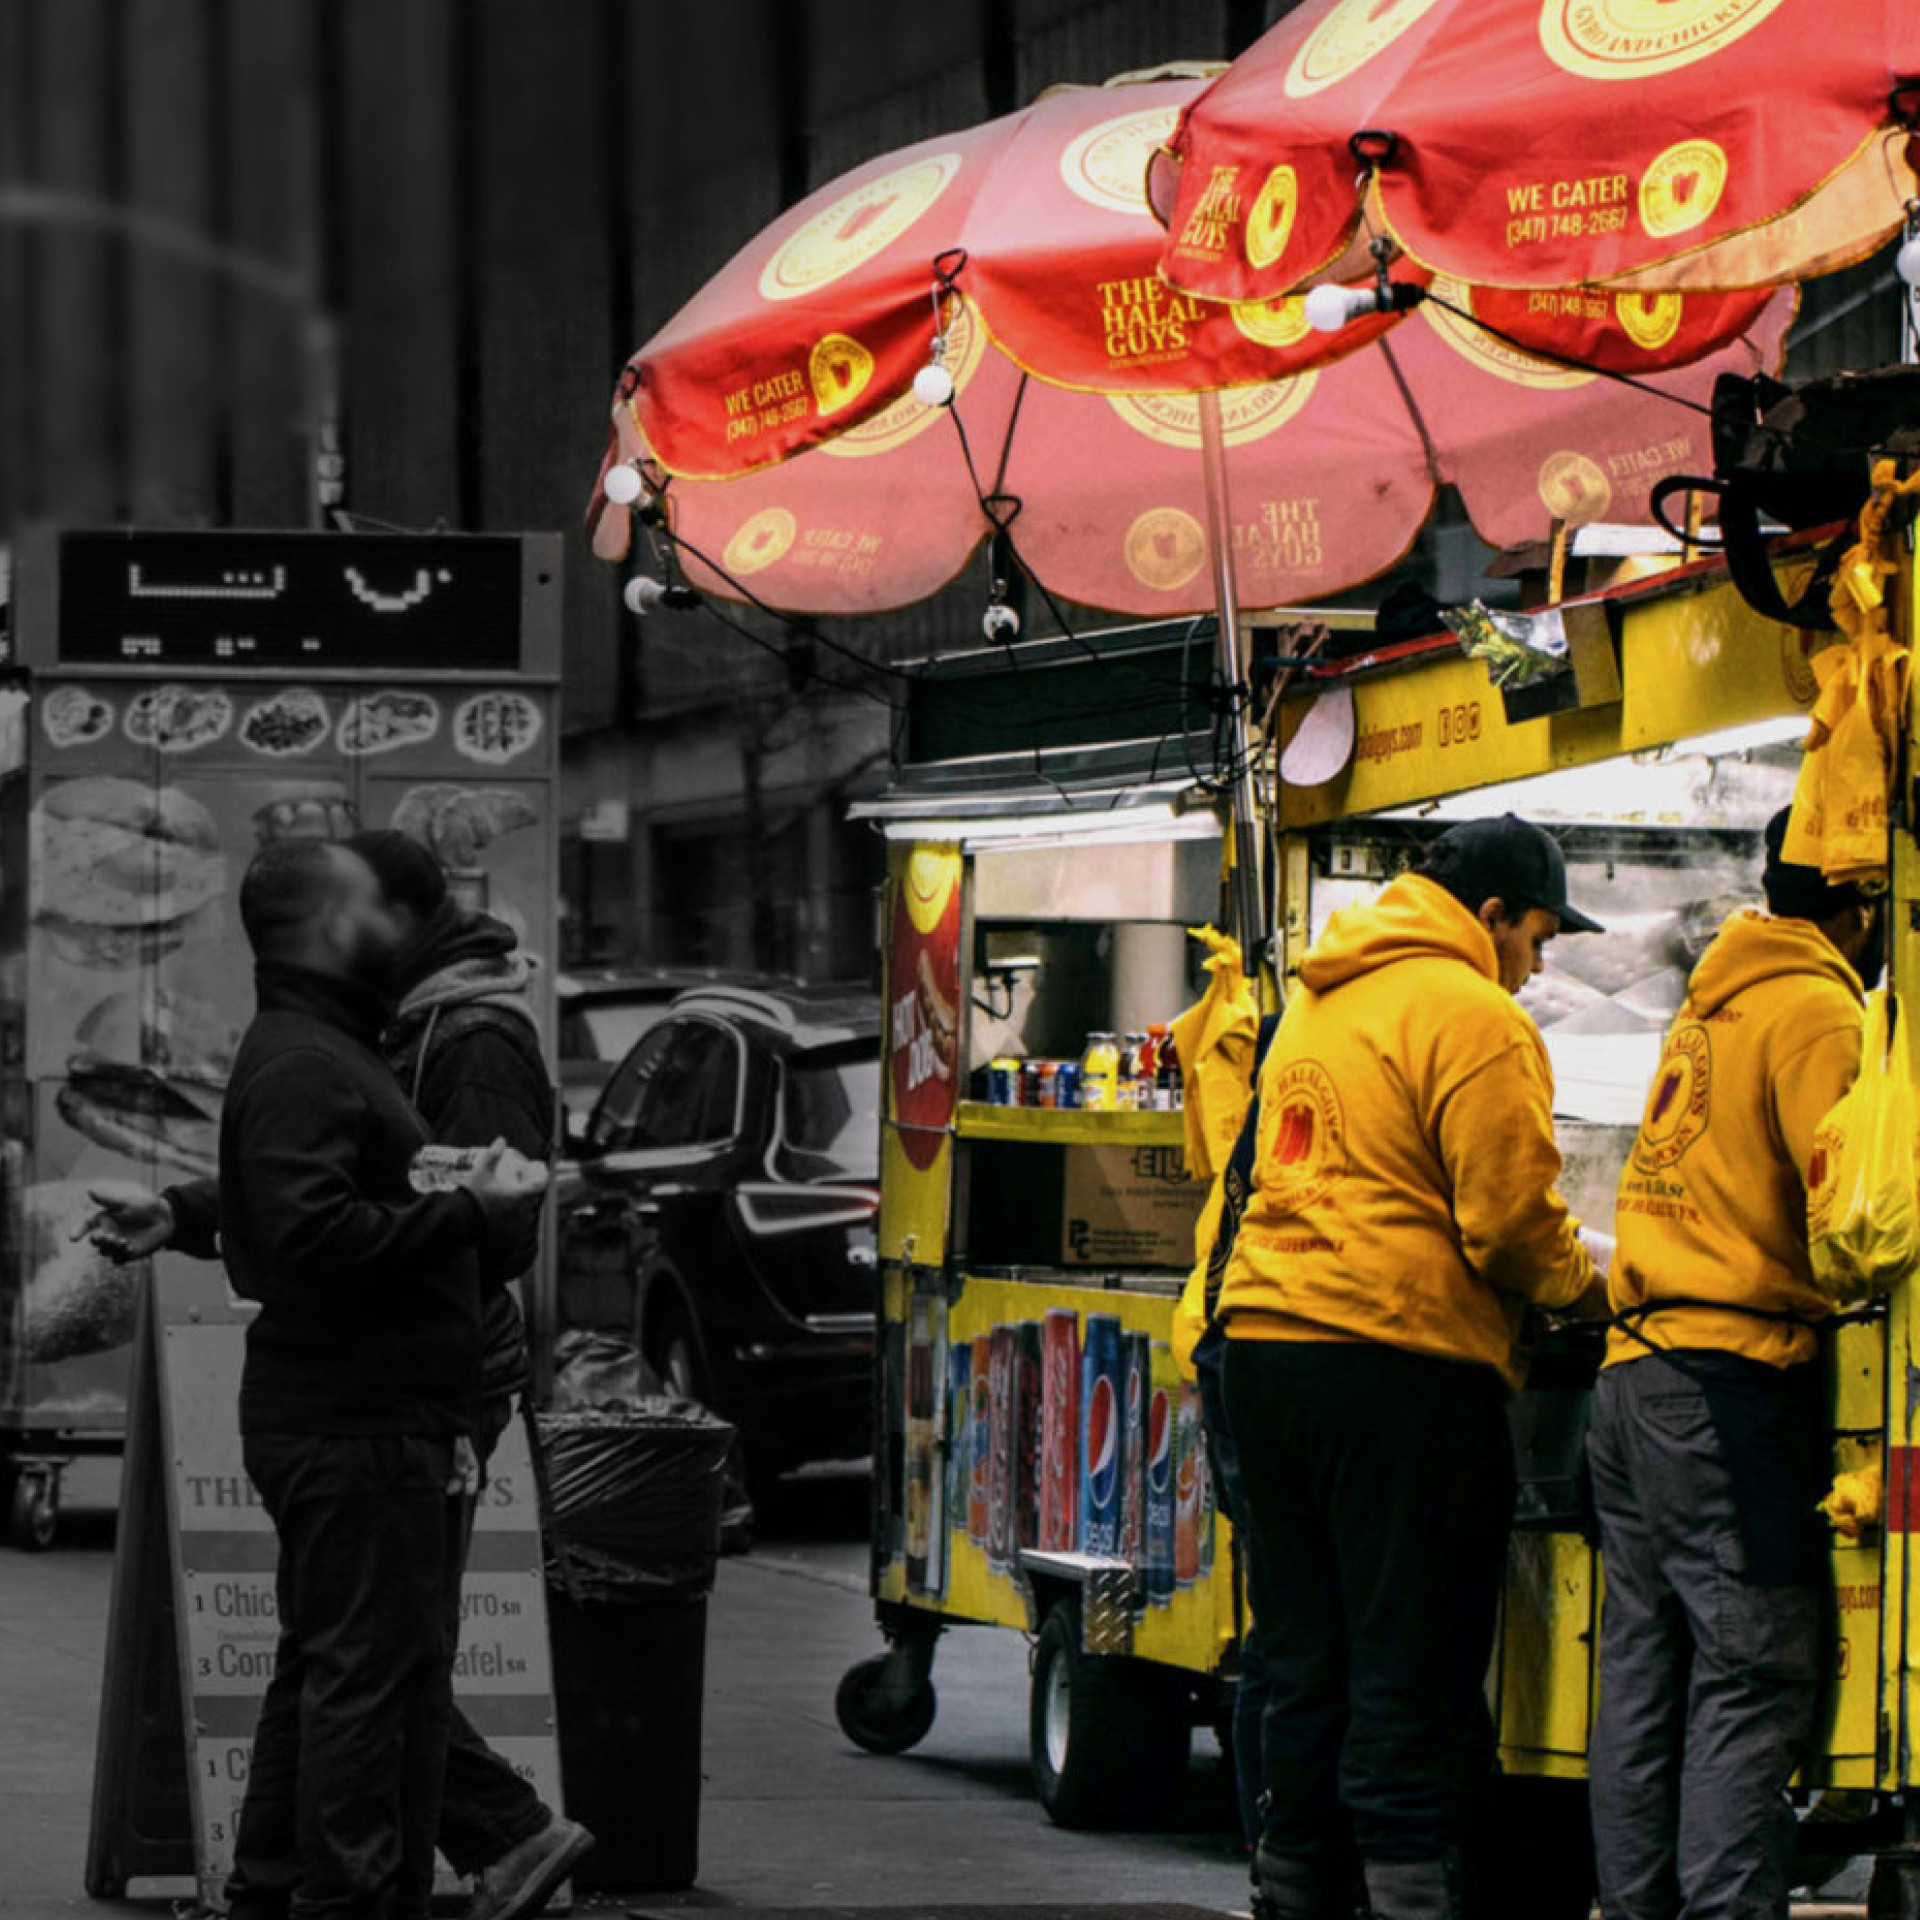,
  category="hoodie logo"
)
[1632,1021,1711,1173]
[1263,1059,1348,1212]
